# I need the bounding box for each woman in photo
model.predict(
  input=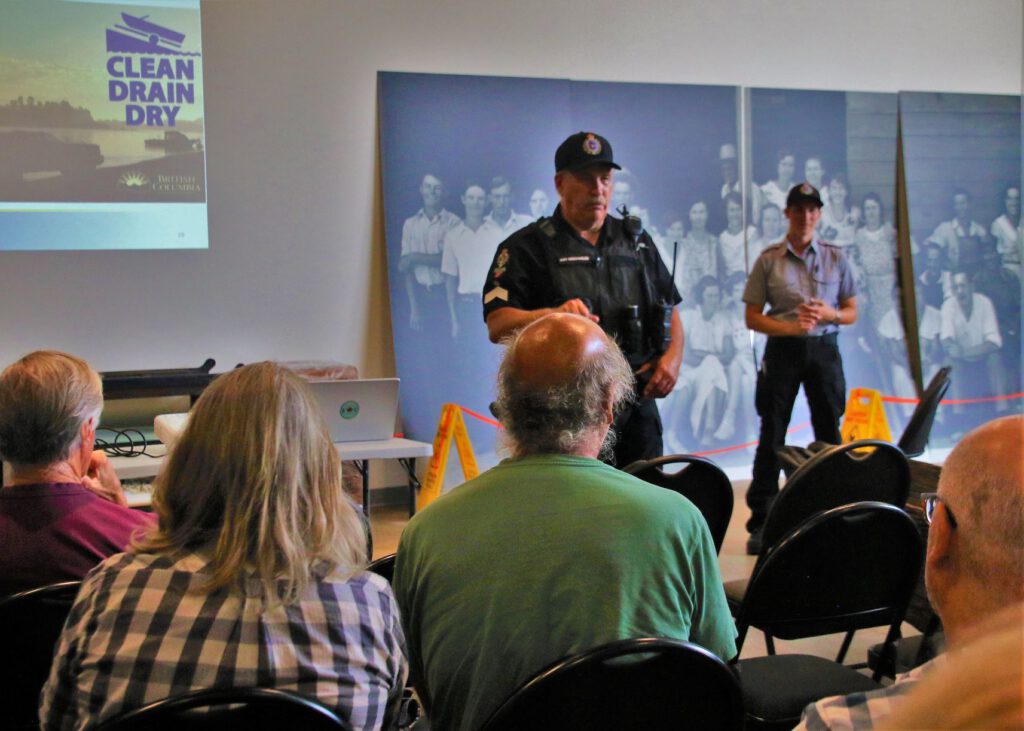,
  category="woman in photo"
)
[818,173,859,249]
[853,192,897,331]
